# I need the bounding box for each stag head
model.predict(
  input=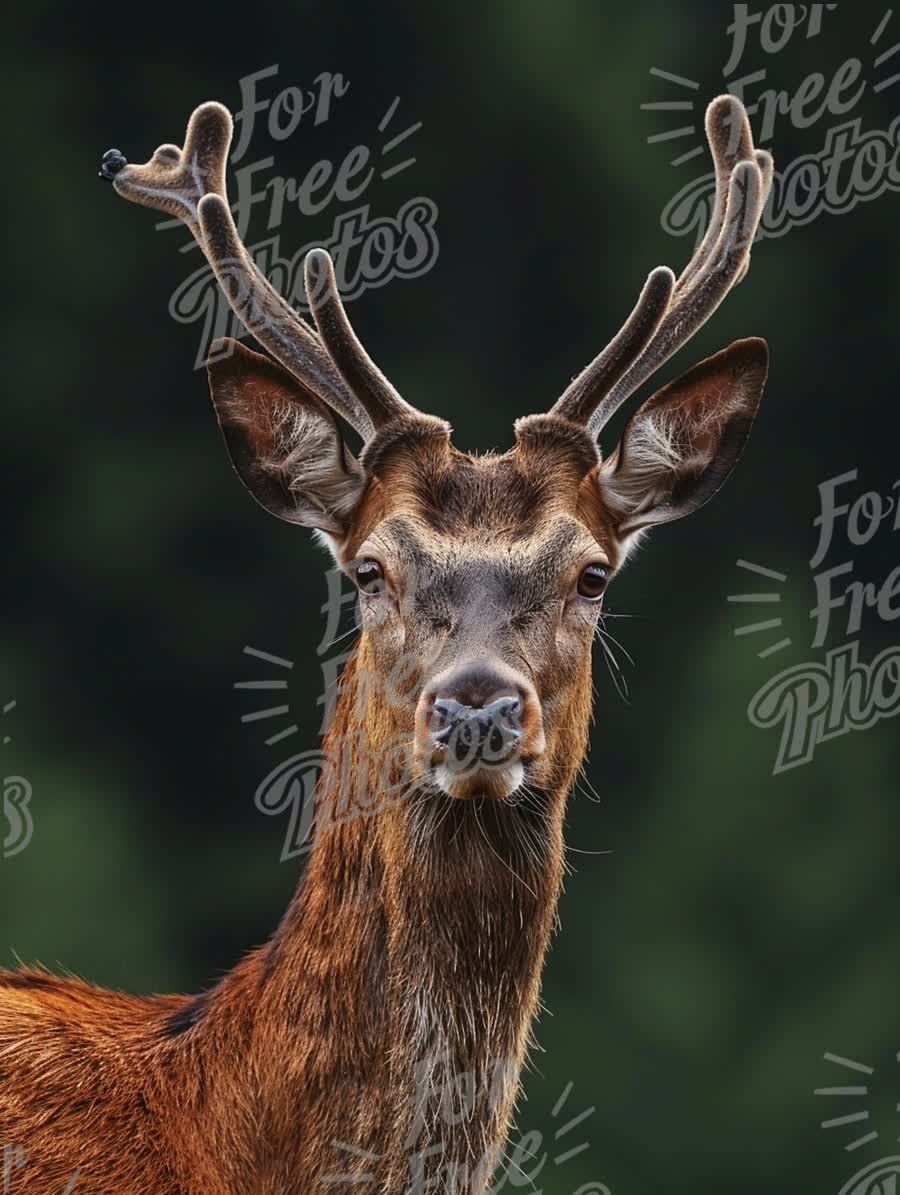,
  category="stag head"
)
[101,96,772,807]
